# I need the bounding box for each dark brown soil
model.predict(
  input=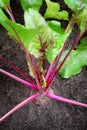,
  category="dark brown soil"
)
[0,1,87,130]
